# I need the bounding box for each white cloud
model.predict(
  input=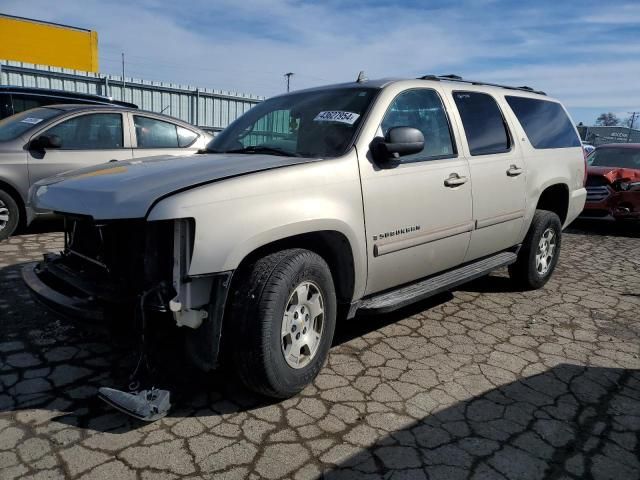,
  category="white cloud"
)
[2,0,639,114]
